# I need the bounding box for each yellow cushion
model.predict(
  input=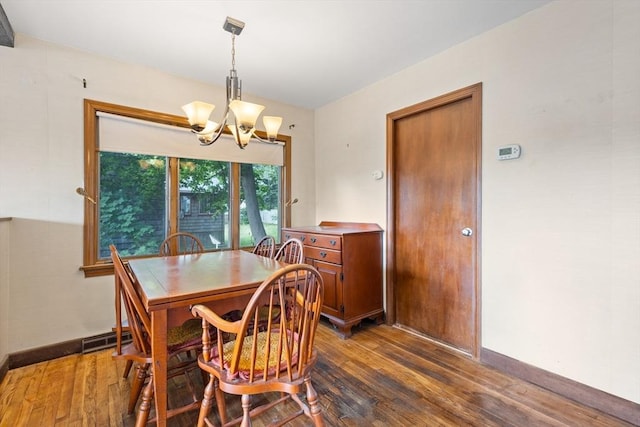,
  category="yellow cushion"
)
[167,318,202,350]
[210,330,298,379]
